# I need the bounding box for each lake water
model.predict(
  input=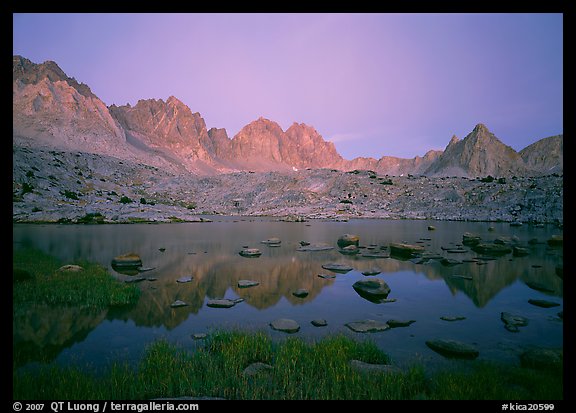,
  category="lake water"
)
[13,218,563,372]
